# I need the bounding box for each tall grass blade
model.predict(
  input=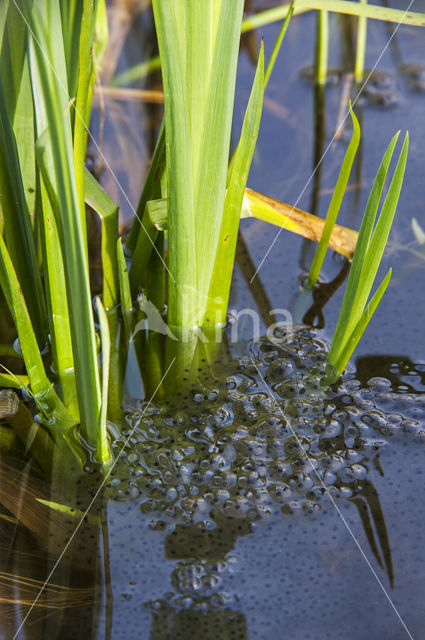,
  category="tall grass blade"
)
[143,234,166,397]
[128,208,158,298]
[74,0,97,239]
[206,43,264,325]
[328,131,400,359]
[84,168,119,310]
[0,2,9,48]
[126,120,165,253]
[0,232,74,429]
[227,5,292,178]
[360,133,409,289]
[0,0,27,119]
[29,1,101,443]
[93,0,108,70]
[84,170,122,423]
[355,0,368,83]
[327,133,408,377]
[36,161,79,418]
[330,269,392,380]
[0,79,47,344]
[11,57,36,216]
[264,1,294,88]
[308,107,360,287]
[153,0,244,330]
[59,0,84,102]
[0,232,46,394]
[315,10,329,85]
[96,297,111,463]
[242,2,425,30]
[1,1,36,216]
[117,239,134,346]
